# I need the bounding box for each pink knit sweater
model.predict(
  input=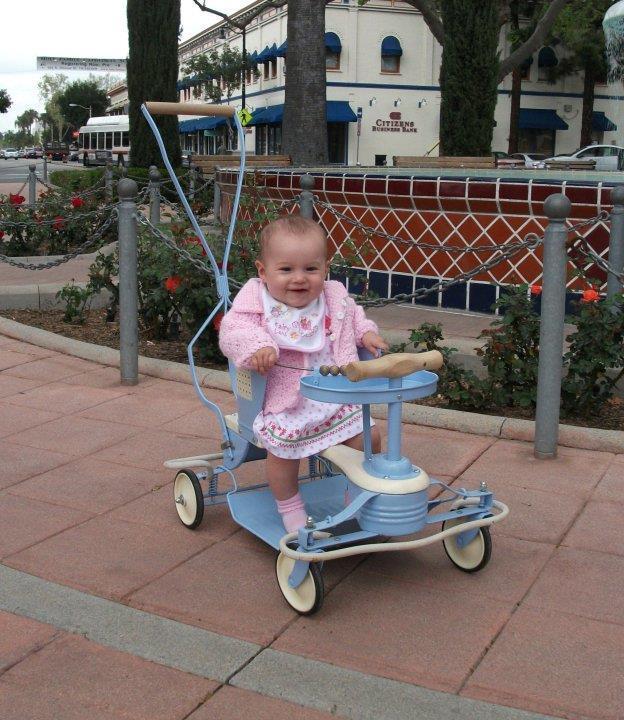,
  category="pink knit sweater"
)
[219,278,378,413]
